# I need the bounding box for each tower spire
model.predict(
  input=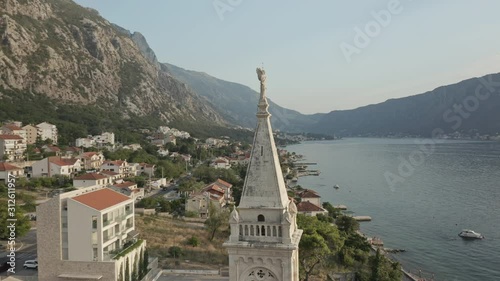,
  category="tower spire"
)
[238,68,289,209]
[224,68,302,281]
